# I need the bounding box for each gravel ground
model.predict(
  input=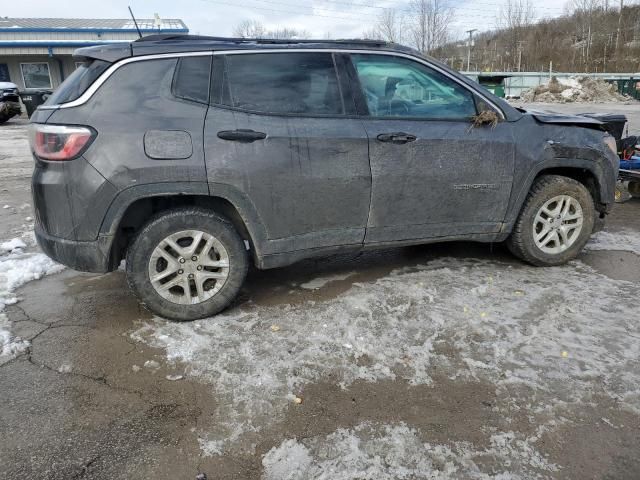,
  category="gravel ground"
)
[1,106,639,480]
